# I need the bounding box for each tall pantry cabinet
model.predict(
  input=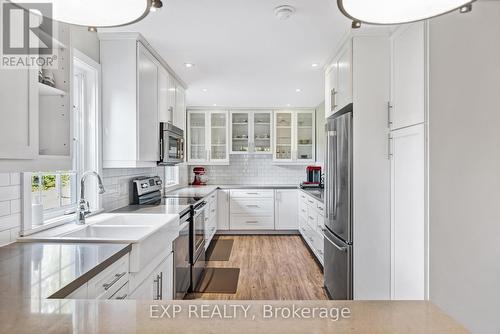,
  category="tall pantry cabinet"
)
[389,22,427,300]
